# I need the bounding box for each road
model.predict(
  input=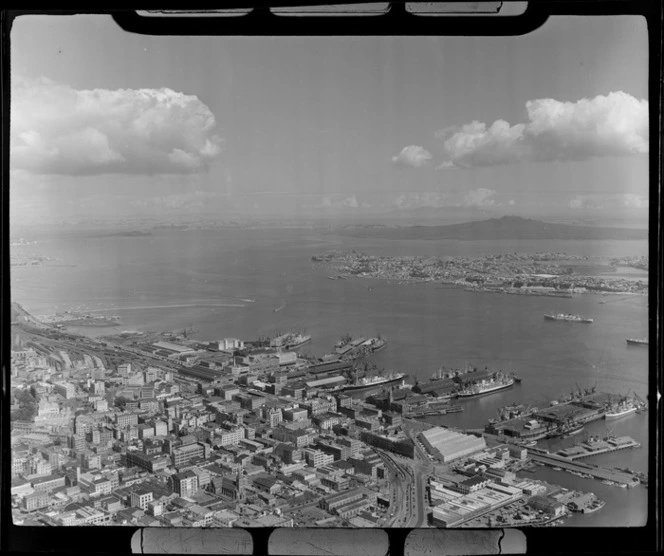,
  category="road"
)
[375,446,432,528]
